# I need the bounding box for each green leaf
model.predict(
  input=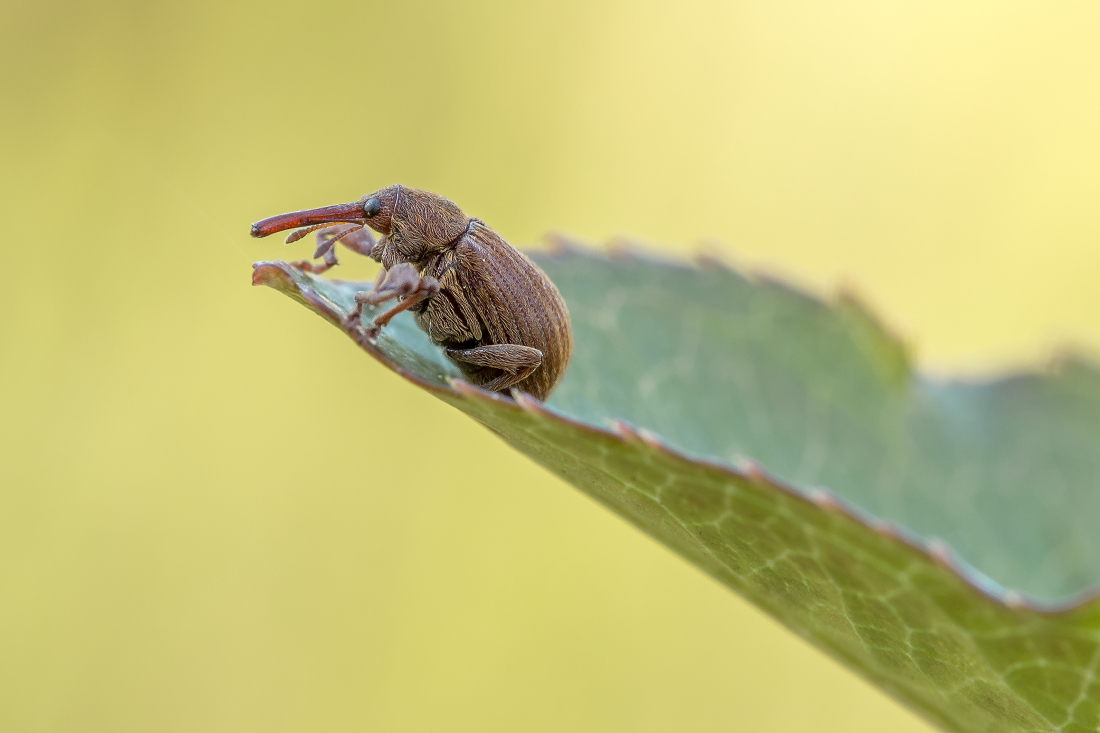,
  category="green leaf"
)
[253,243,1100,733]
